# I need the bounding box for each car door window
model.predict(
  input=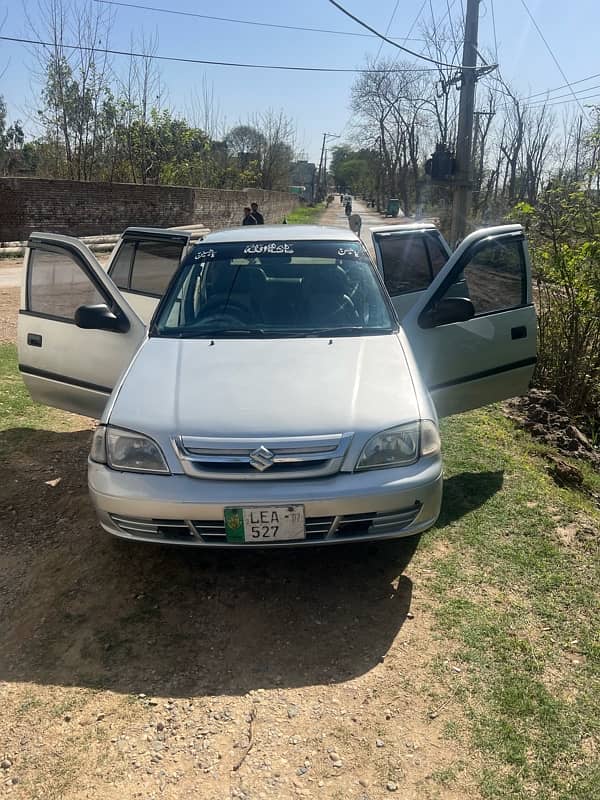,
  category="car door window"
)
[129,240,184,296]
[425,235,449,276]
[379,235,432,295]
[28,247,103,320]
[437,237,526,315]
[110,241,135,289]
